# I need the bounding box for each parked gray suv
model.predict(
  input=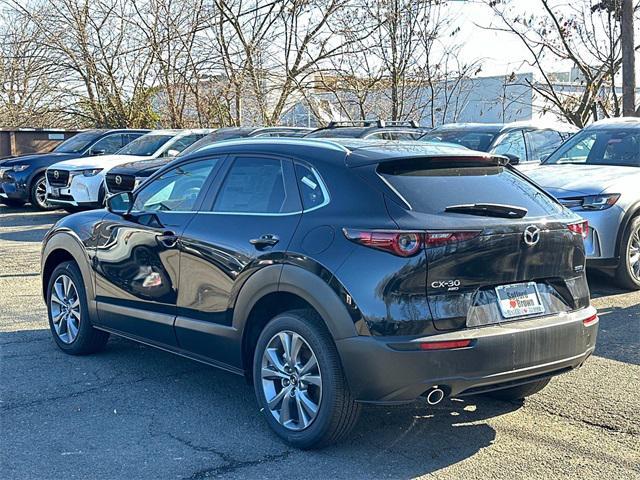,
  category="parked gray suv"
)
[522,118,640,289]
